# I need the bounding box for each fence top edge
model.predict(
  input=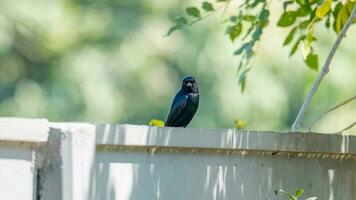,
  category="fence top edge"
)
[95,124,356,155]
[0,118,354,155]
[0,117,49,143]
